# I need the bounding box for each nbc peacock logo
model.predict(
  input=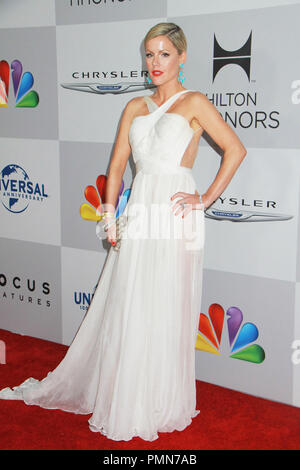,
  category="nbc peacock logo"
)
[80,174,131,233]
[196,303,265,364]
[0,59,39,108]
